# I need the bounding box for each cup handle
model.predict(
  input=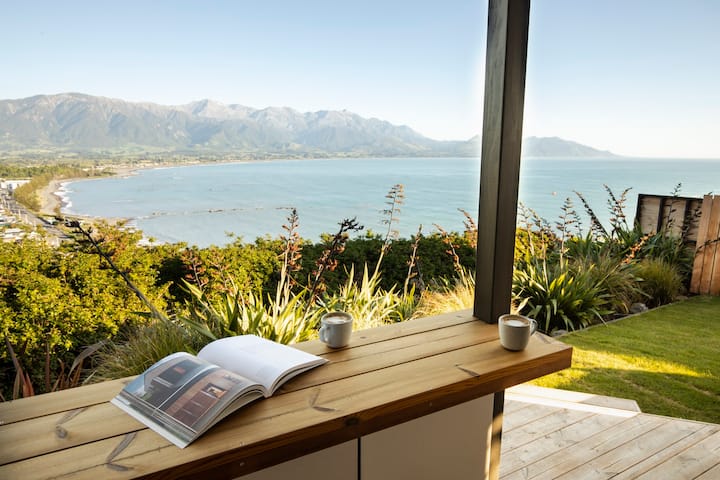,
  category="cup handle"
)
[319,326,327,343]
[529,318,538,335]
